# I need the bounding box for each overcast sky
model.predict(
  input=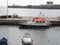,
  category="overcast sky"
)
[0,0,60,6]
